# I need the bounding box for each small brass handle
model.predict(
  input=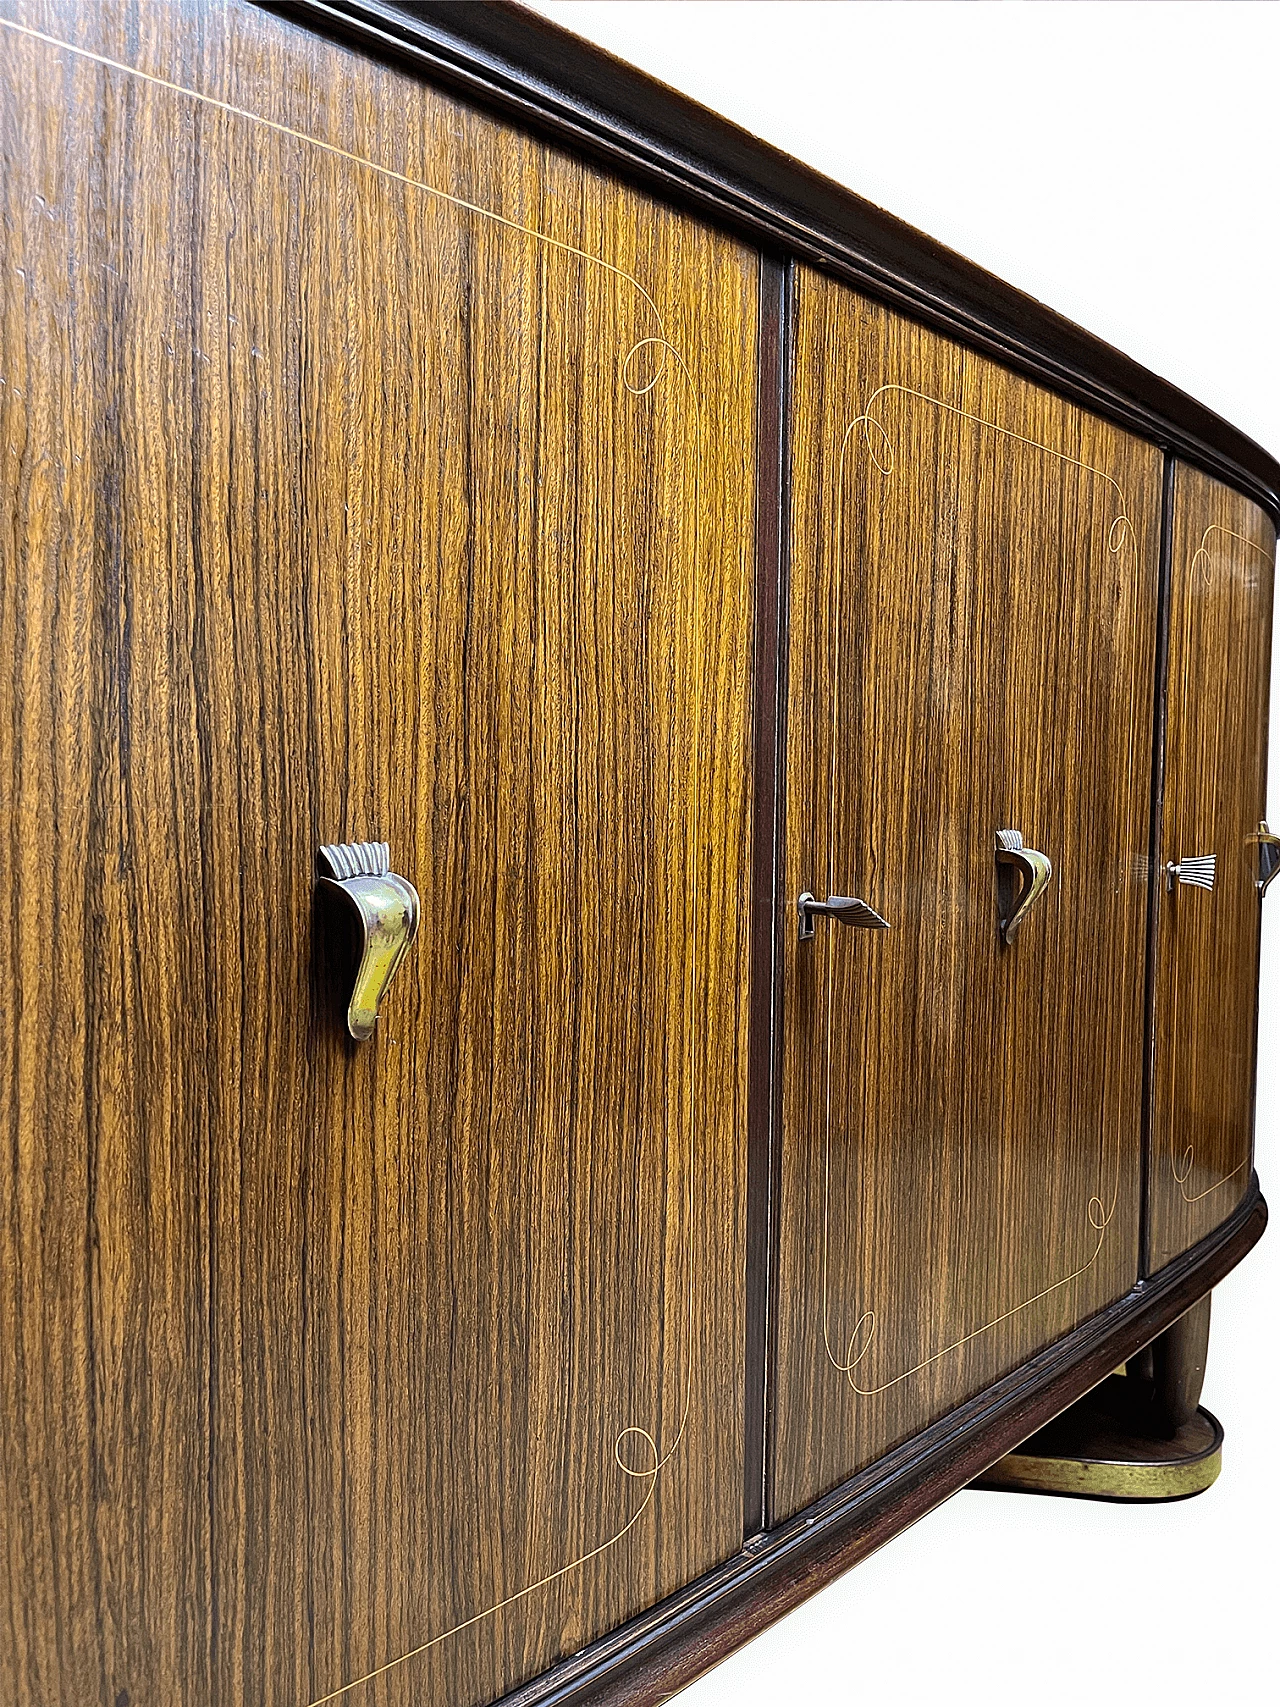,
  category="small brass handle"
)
[797,890,890,941]
[1165,854,1216,894]
[317,841,420,1041]
[1248,821,1280,897]
[995,829,1053,944]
